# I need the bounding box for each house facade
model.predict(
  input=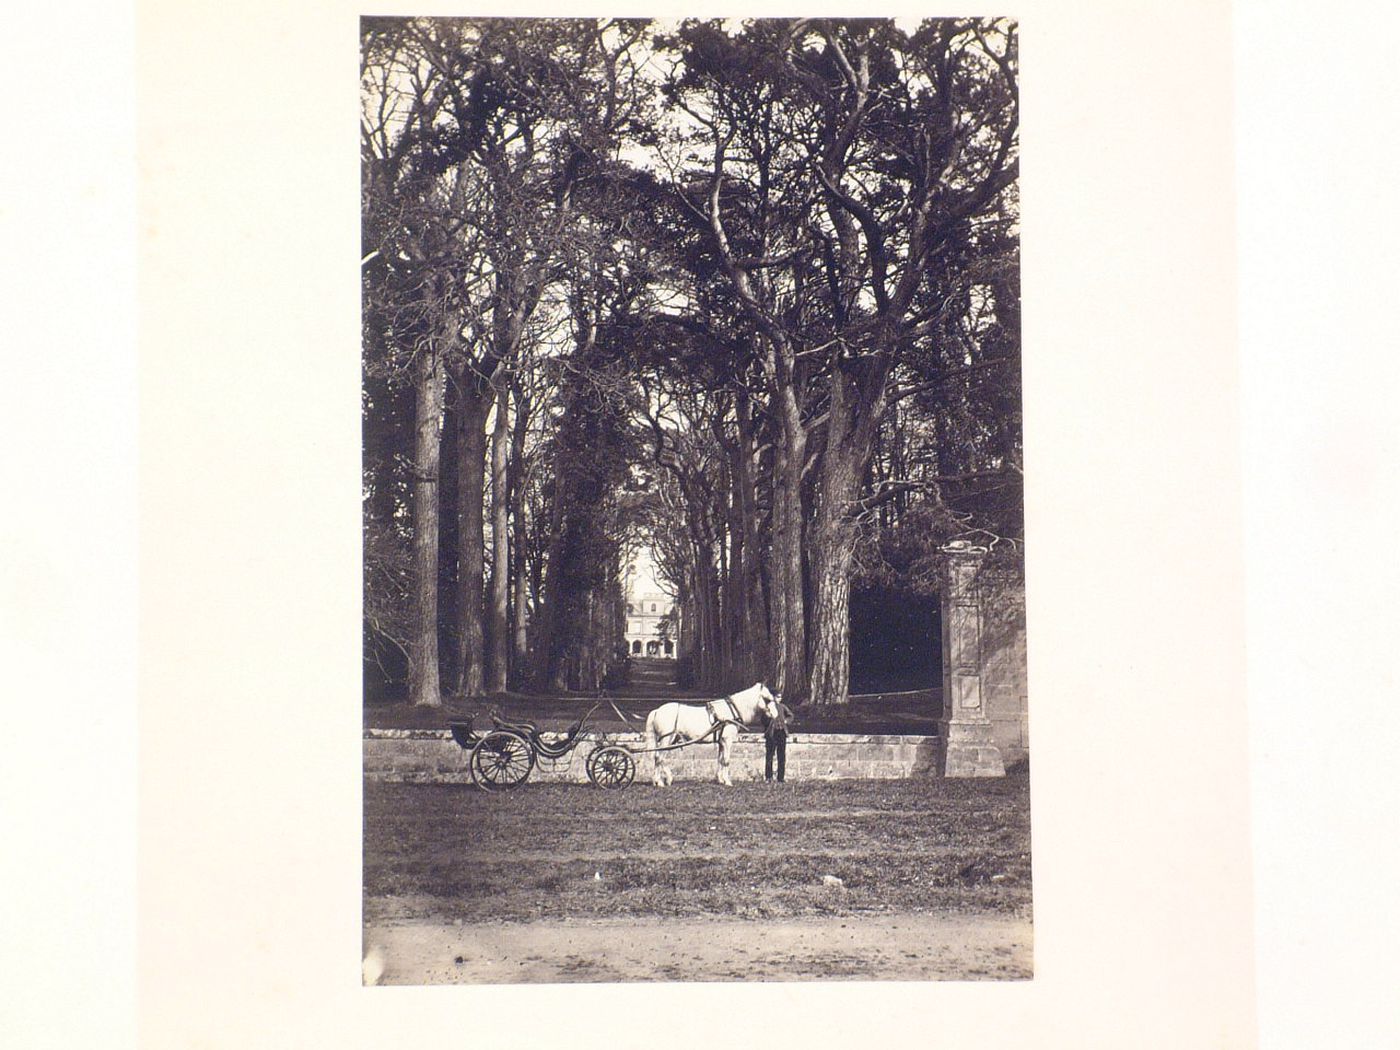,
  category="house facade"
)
[624,590,677,658]
[623,555,678,659]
